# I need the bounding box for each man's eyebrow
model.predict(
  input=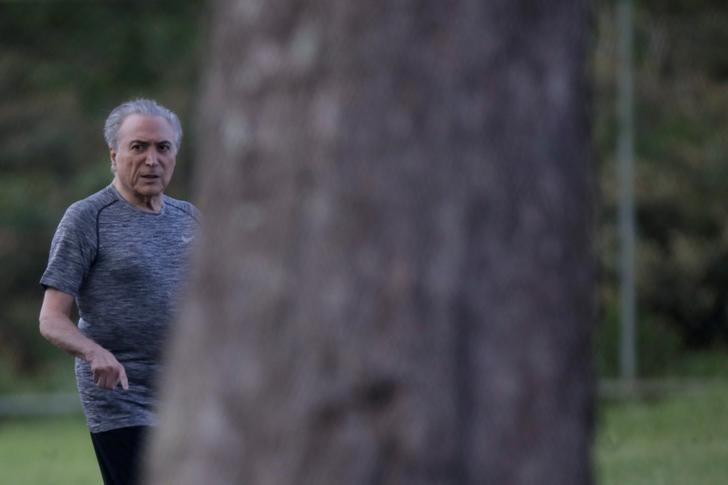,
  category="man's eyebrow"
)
[128,139,173,145]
